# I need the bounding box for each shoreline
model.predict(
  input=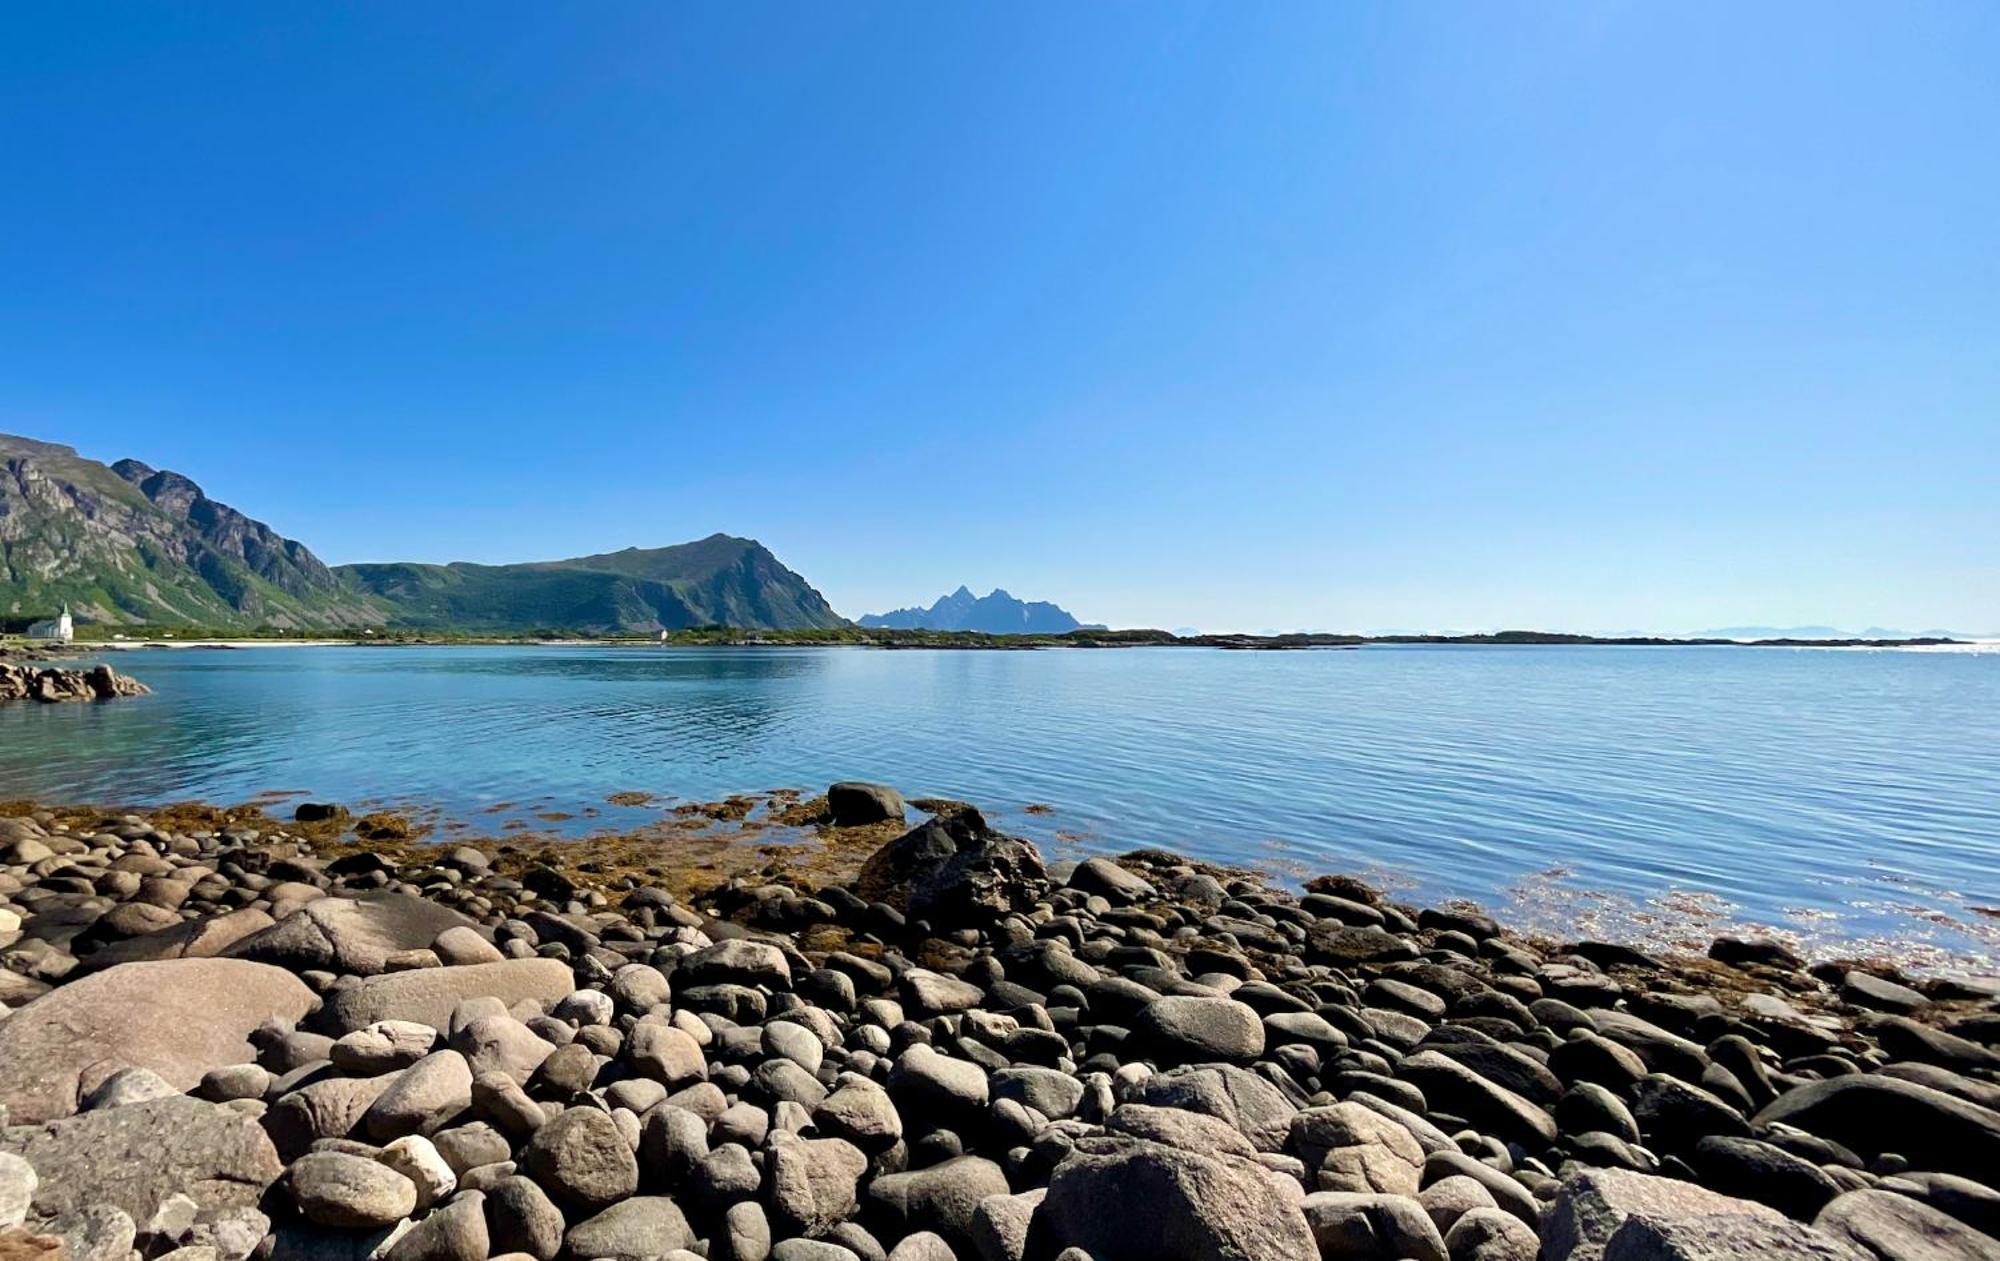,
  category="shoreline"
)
[8,629,1983,654]
[6,789,1993,988]
[0,785,1995,1260]
[5,788,1993,981]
